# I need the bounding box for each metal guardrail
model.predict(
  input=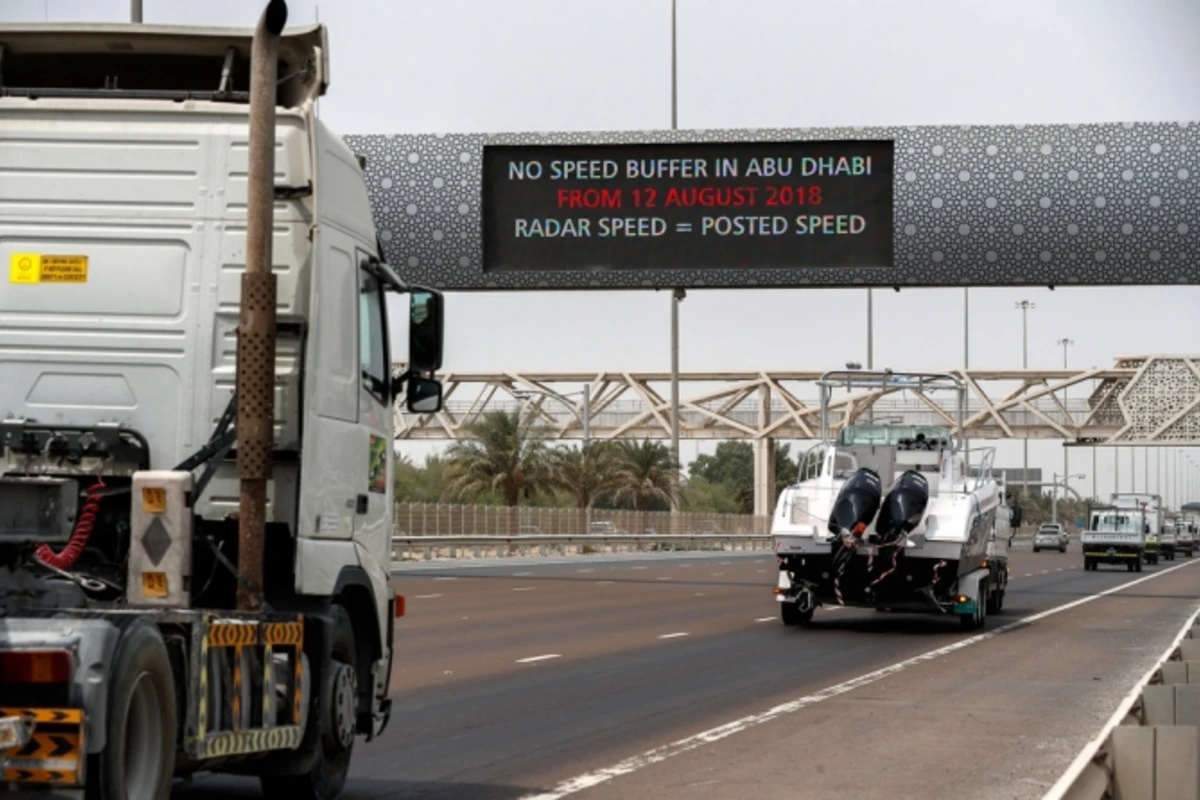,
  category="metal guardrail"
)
[391,533,772,562]
[1047,606,1200,800]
